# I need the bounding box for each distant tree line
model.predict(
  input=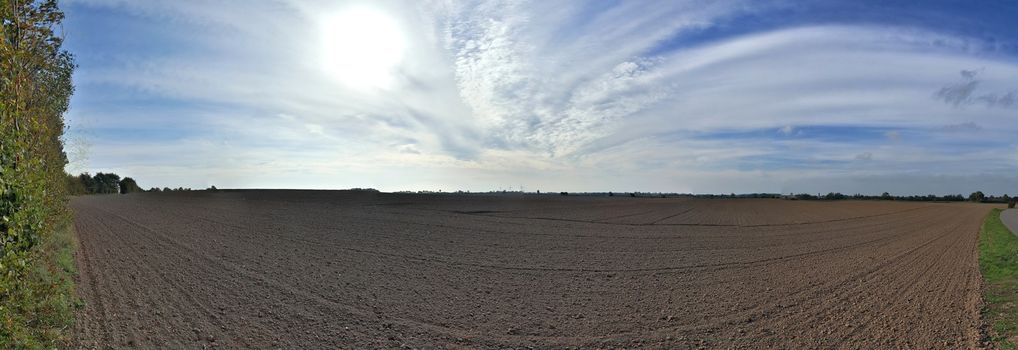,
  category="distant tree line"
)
[784,191,1009,203]
[147,186,203,192]
[520,191,1010,203]
[65,172,143,195]
[66,172,221,195]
